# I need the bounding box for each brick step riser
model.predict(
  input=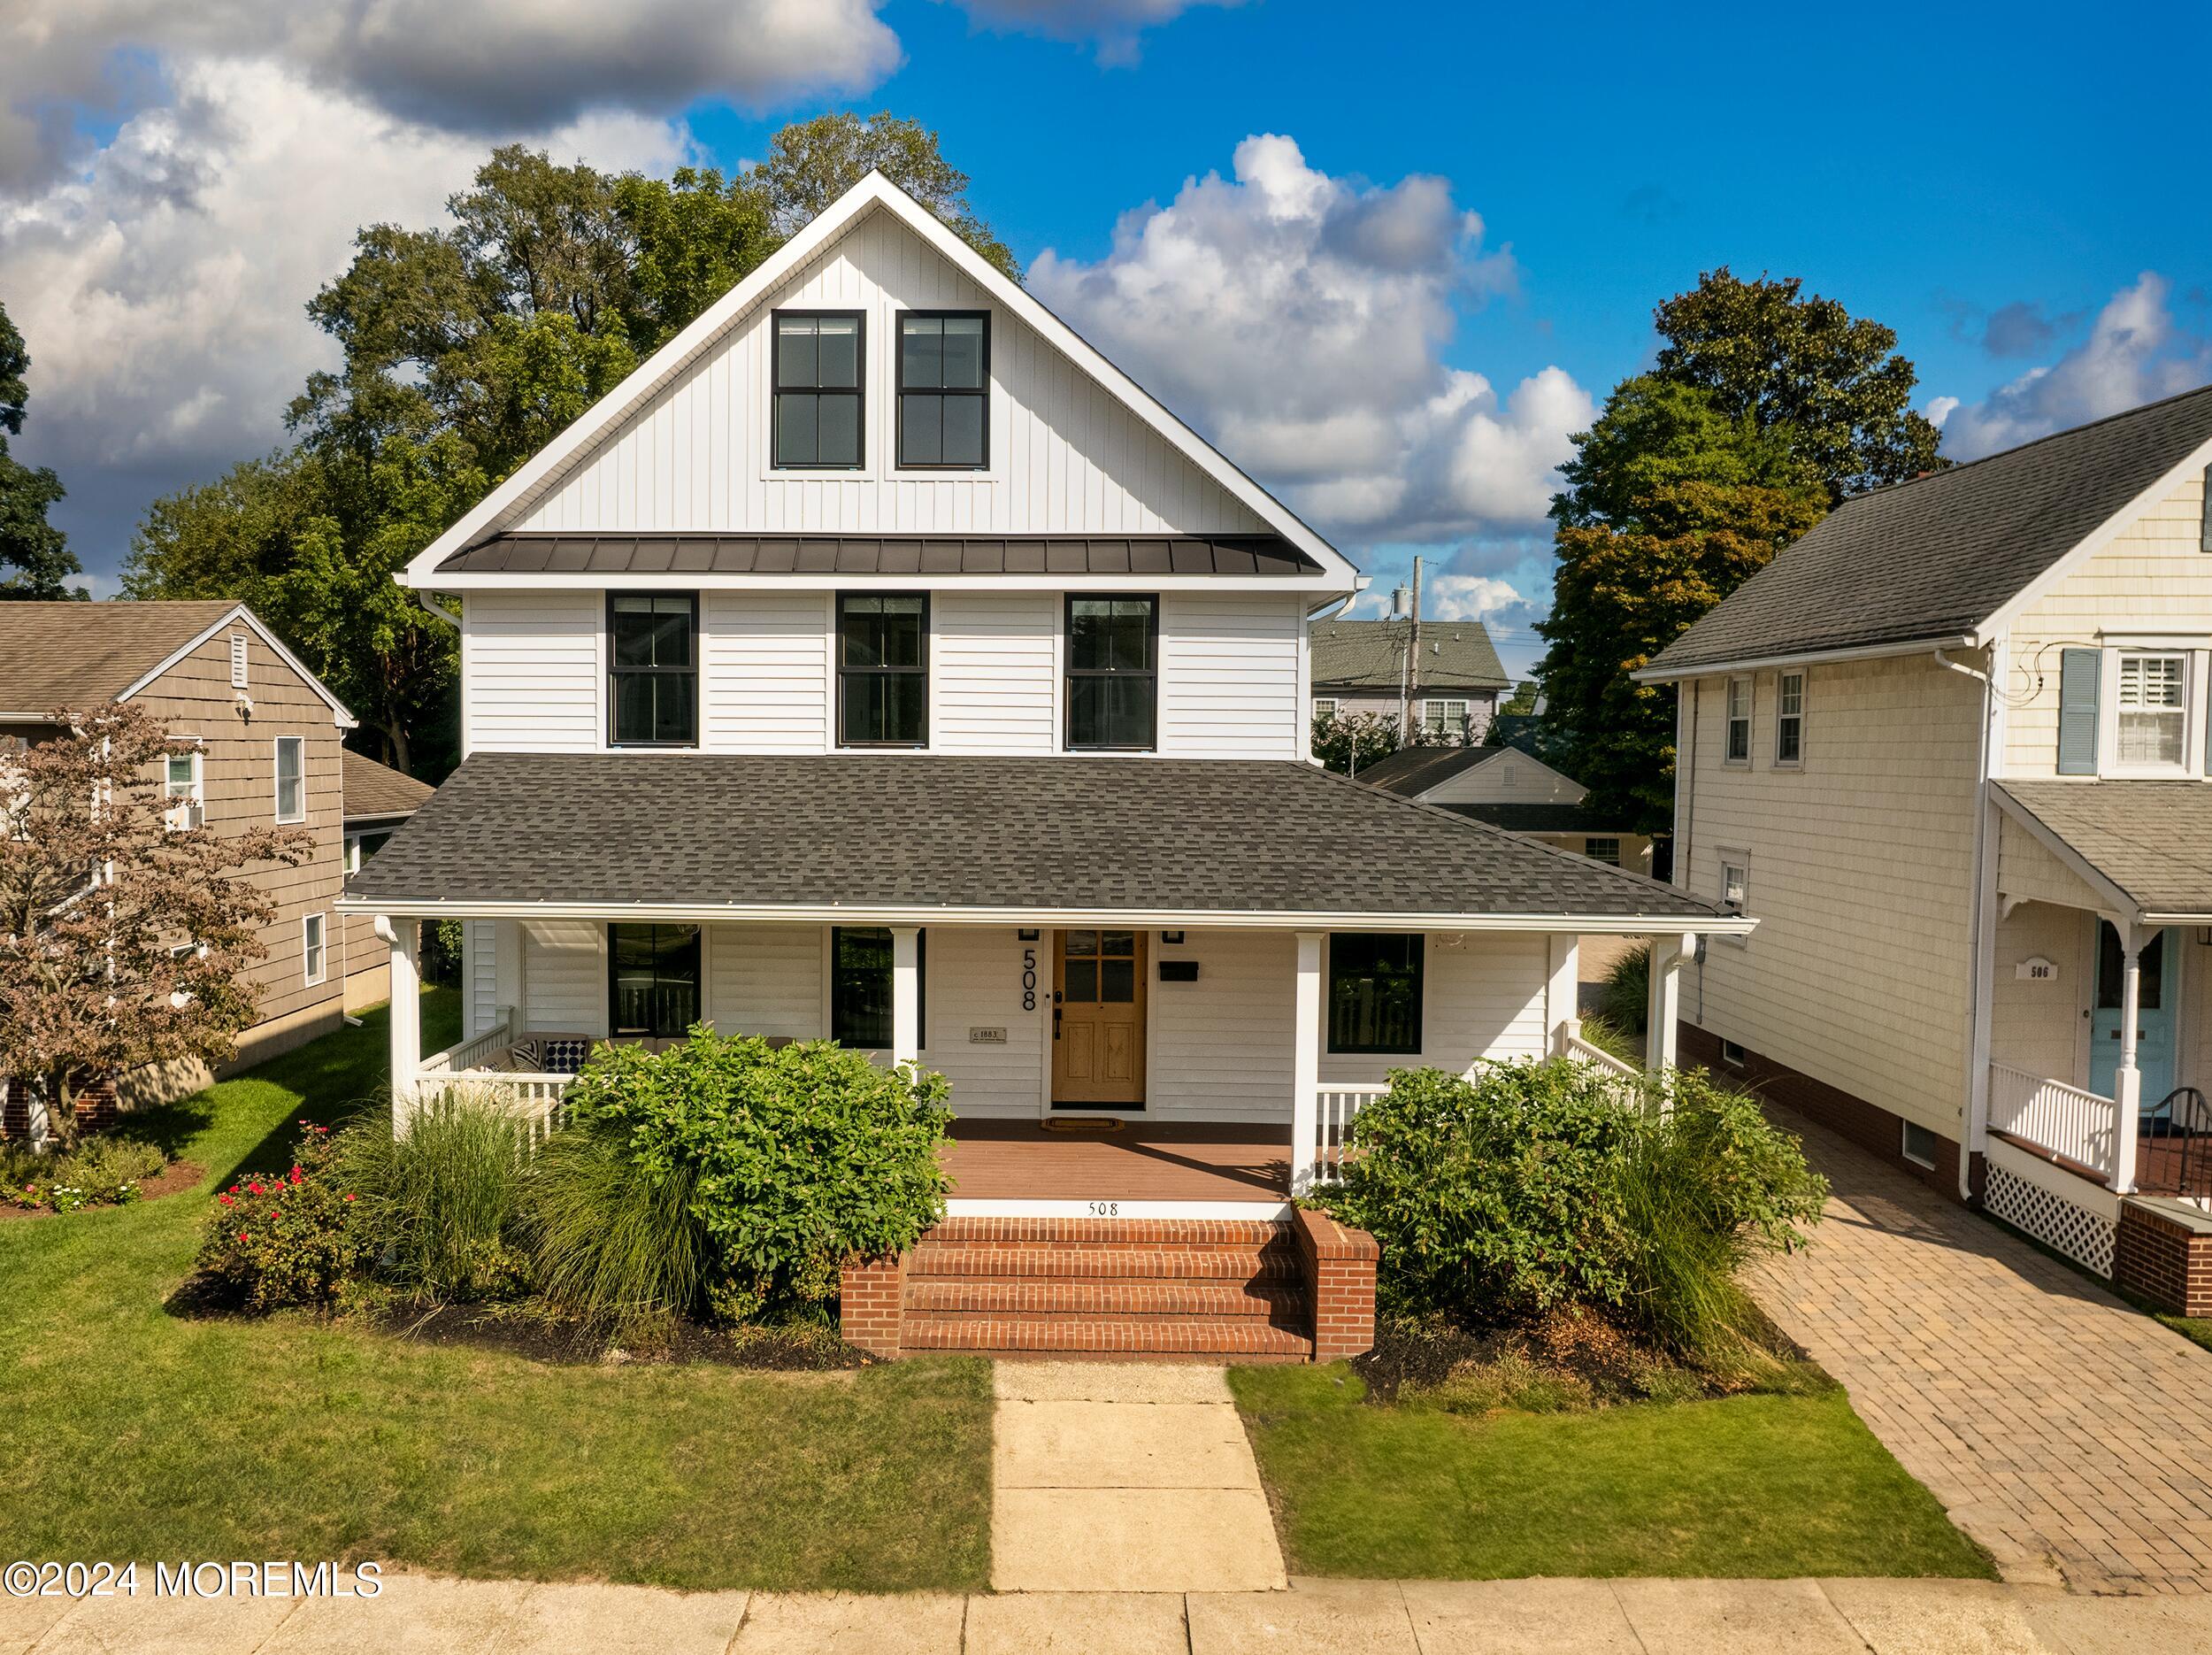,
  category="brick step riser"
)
[904,1282,1307,1317]
[899,1316,1315,1357]
[905,1249,1300,1282]
[921,1220,1290,1246]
